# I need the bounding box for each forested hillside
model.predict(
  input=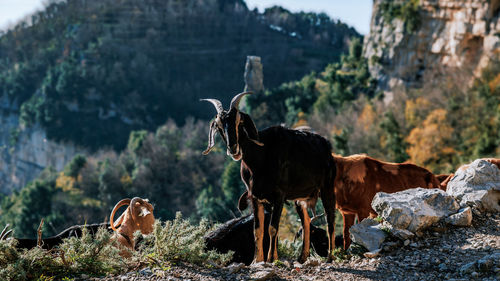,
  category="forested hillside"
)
[0,0,359,237]
[0,0,358,150]
[2,0,499,242]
